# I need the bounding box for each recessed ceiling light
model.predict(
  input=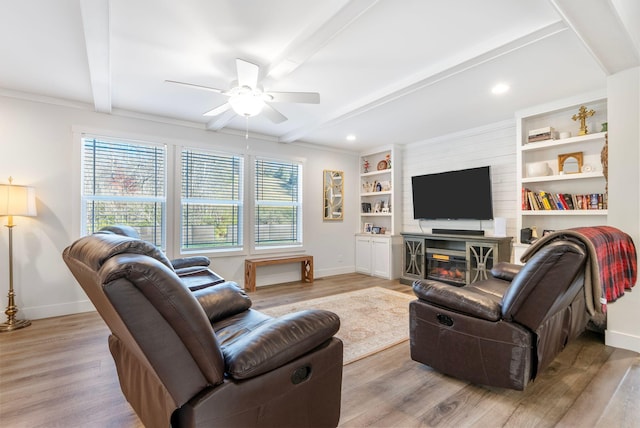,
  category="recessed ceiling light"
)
[346,134,356,141]
[491,83,510,95]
